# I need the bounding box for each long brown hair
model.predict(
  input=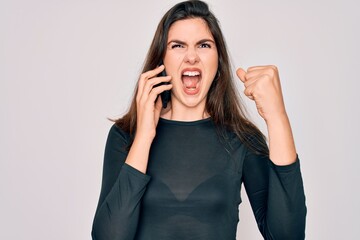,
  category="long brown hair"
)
[115,0,269,156]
